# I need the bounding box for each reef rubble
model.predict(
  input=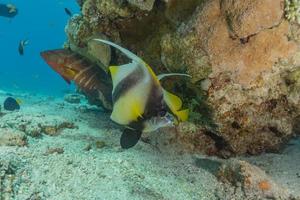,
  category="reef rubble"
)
[64,0,300,156]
